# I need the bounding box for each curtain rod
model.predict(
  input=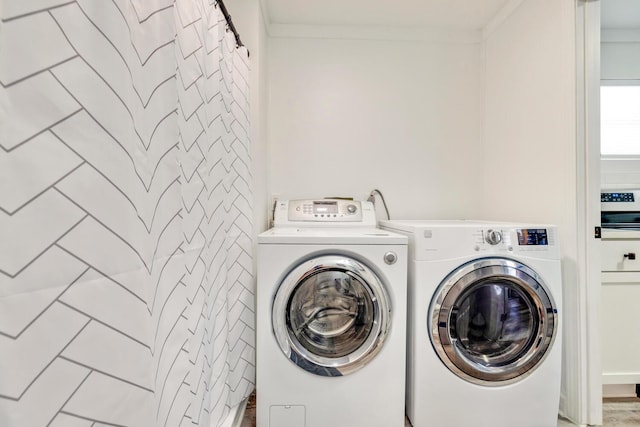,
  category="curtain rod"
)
[217,0,249,57]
